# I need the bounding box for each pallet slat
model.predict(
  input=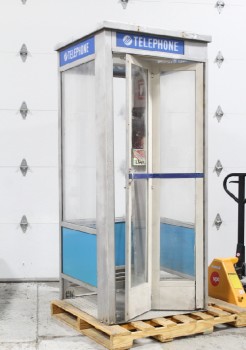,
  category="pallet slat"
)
[208,298,246,327]
[51,300,130,336]
[153,320,214,343]
[209,297,246,314]
[207,305,231,317]
[152,317,177,327]
[82,328,133,350]
[172,314,196,323]
[130,321,155,331]
[190,311,214,320]
[51,299,246,350]
[209,298,246,316]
